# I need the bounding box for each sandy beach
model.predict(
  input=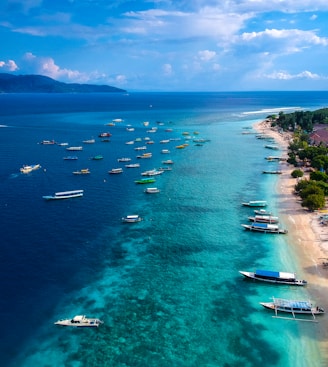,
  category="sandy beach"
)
[254,120,328,358]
